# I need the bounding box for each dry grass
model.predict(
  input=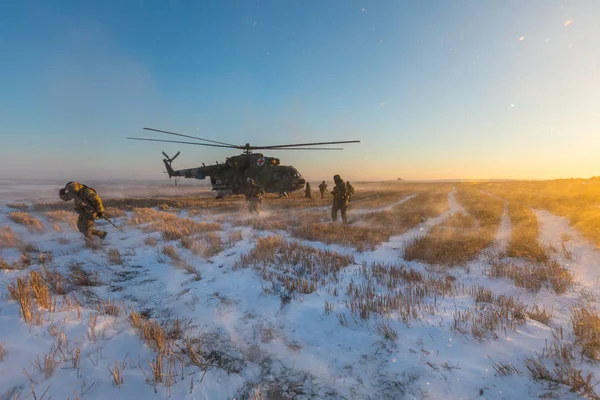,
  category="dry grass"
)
[506,203,548,262]
[0,226,24,248]
[181,233,224,258]
[476,178,600,248]
[363,190,450,235]
[7,203,29,210]
[236,236,354,297]
[8,212,45,233]
[68,262,101,287]
[39,267,68,295]
[162,245,180,260]
[526,353,600,399]
[487,259,573,294]
[0,342,5,362]
[130,207,222,240]
[403,187,505,266]
[104,207,126,219]
[292,223,391,252]
[107,248,124,265]
[527,304,552,325]
[452,287,528,341]
[144,236,158,246]
[97,299,122,317]
[571,304,600,361]
[6,271,57,323]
